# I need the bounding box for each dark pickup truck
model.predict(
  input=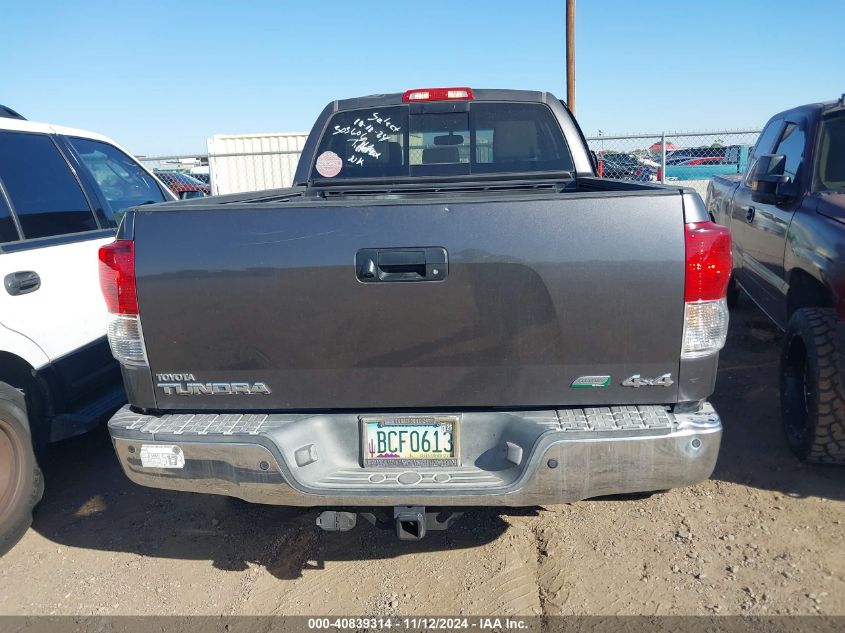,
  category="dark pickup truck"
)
[707,97,845,464]
[102,88,730,539]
